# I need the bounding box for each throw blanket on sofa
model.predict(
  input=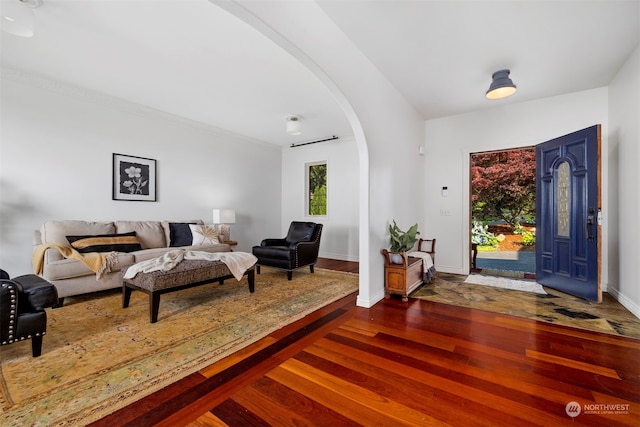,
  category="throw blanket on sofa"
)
[32,244,119,279]
[123,249,258,281]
